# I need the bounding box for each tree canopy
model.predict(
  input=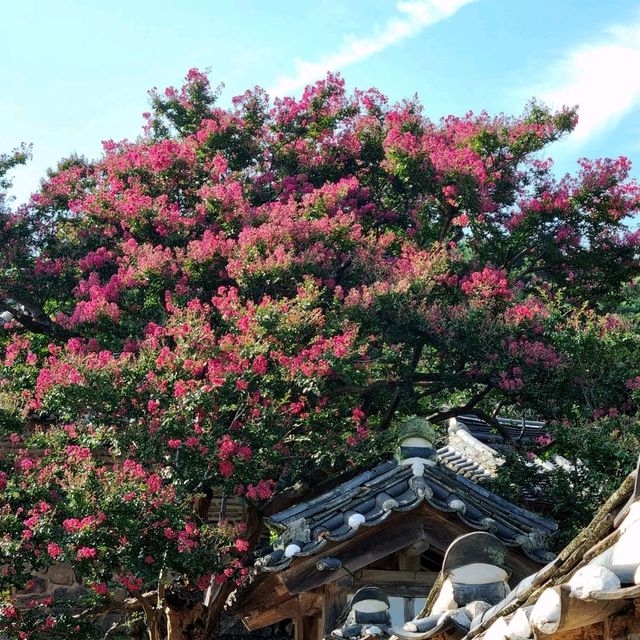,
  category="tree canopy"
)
[1,69,640,639]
